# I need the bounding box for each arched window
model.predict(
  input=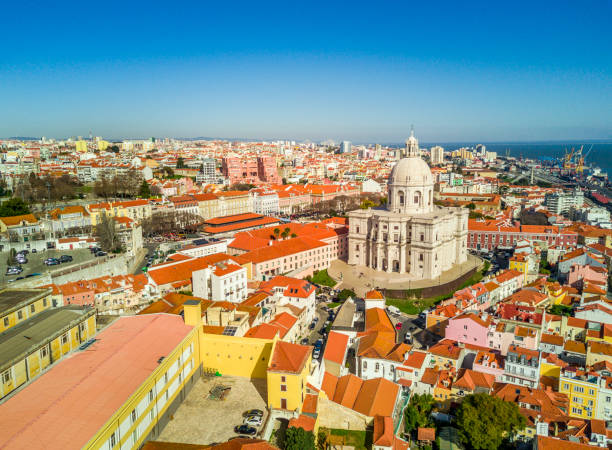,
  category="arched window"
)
[414,191,421,205]
[398,191,405,206]
[429,190,432,206]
